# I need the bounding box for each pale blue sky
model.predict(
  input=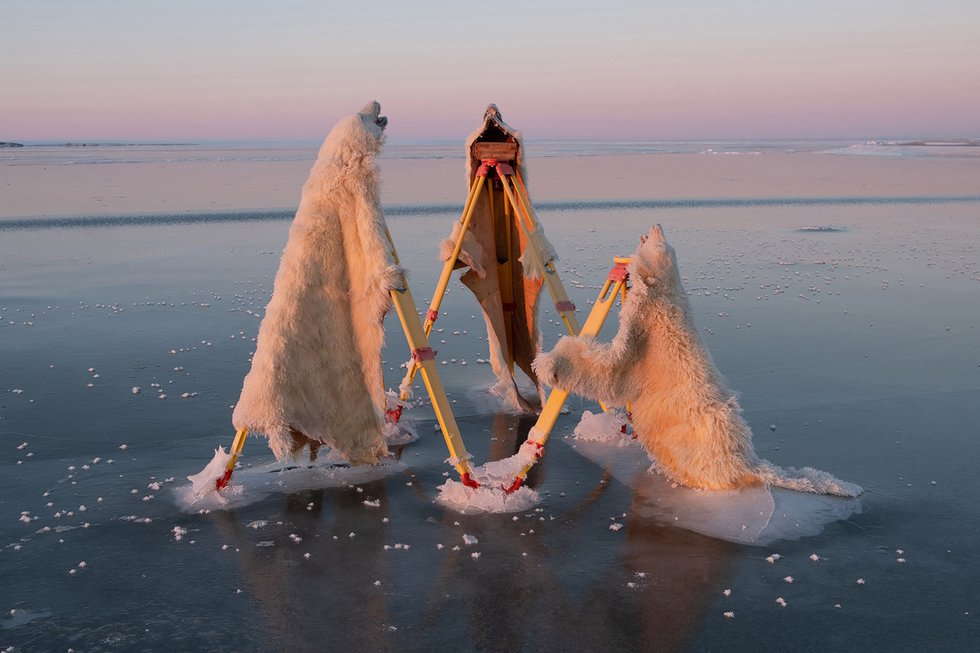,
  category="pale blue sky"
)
[2,0,978,141]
